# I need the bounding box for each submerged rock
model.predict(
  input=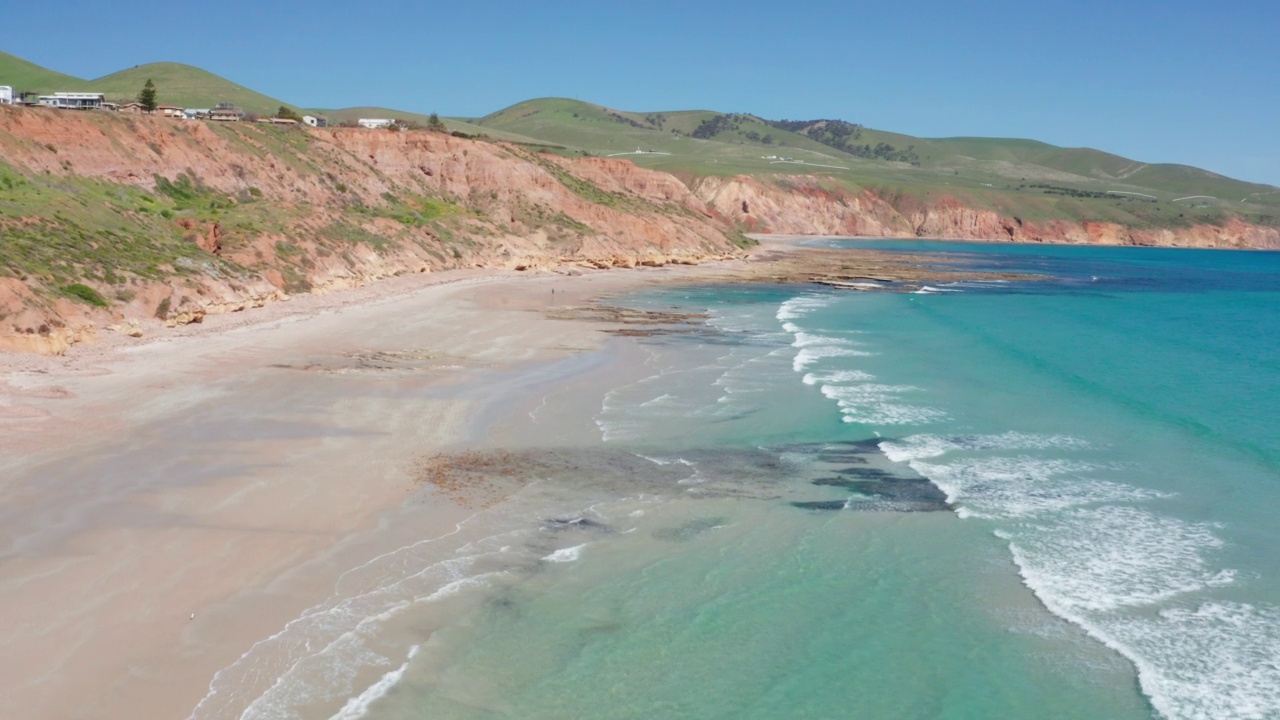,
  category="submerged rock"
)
[544,517,611,532]
[791,501,848,511]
